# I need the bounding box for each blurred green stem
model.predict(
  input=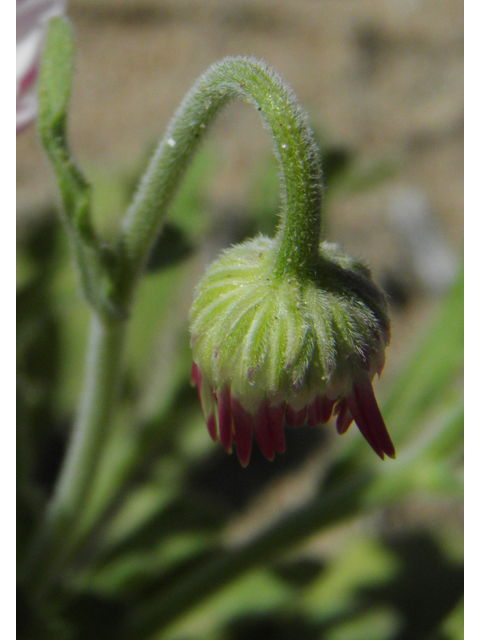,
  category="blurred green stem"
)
[22,313,126,594]
[23,18,129,595]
